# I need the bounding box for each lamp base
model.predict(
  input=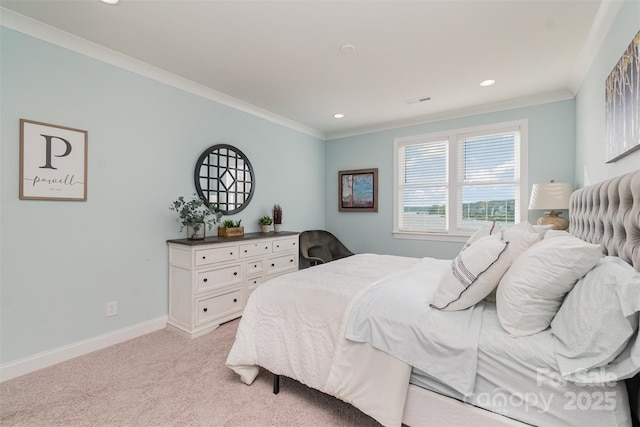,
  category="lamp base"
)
[537,210,568,230]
